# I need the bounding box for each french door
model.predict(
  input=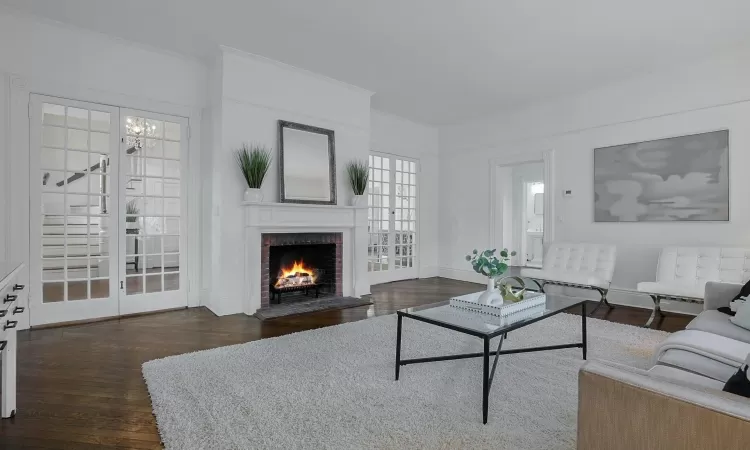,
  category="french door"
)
[367,153,418,285]
[29,95,188,326]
